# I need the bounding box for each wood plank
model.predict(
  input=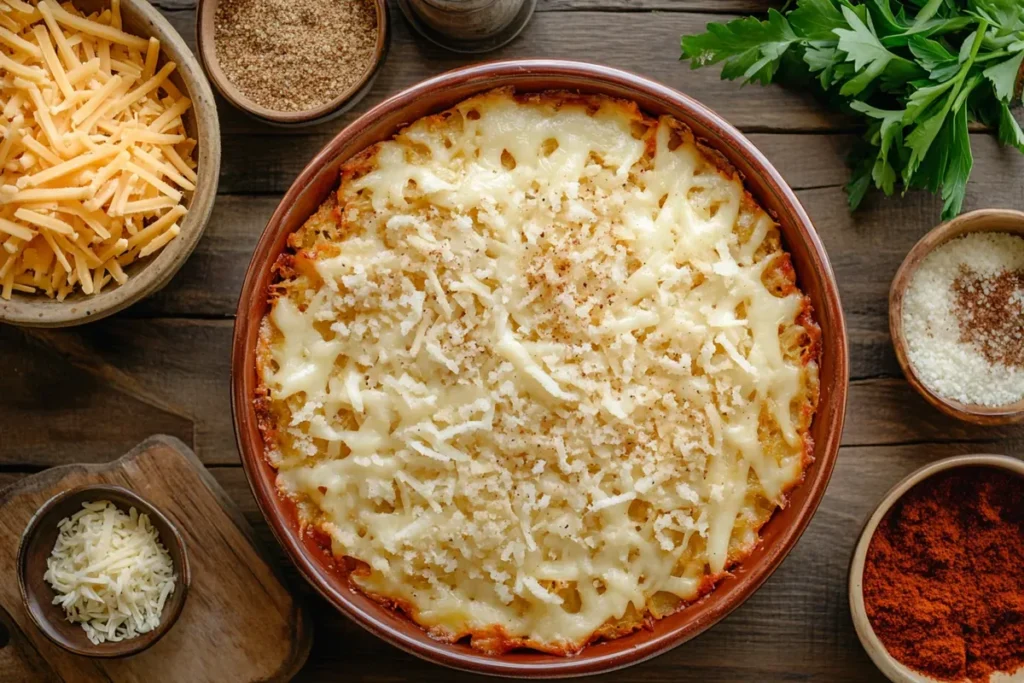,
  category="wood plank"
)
[158,5,842,134]
[2,314,1022,467]
[0,439,1003,681]
[155,0,774,11]
[543,1,774,10]
[215,131,854,196]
